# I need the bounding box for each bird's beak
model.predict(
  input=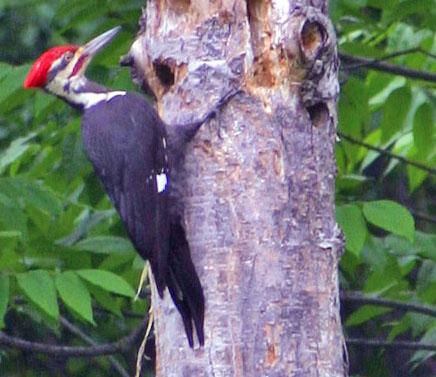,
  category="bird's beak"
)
[82,26,122,58]
[68,26,121,79]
